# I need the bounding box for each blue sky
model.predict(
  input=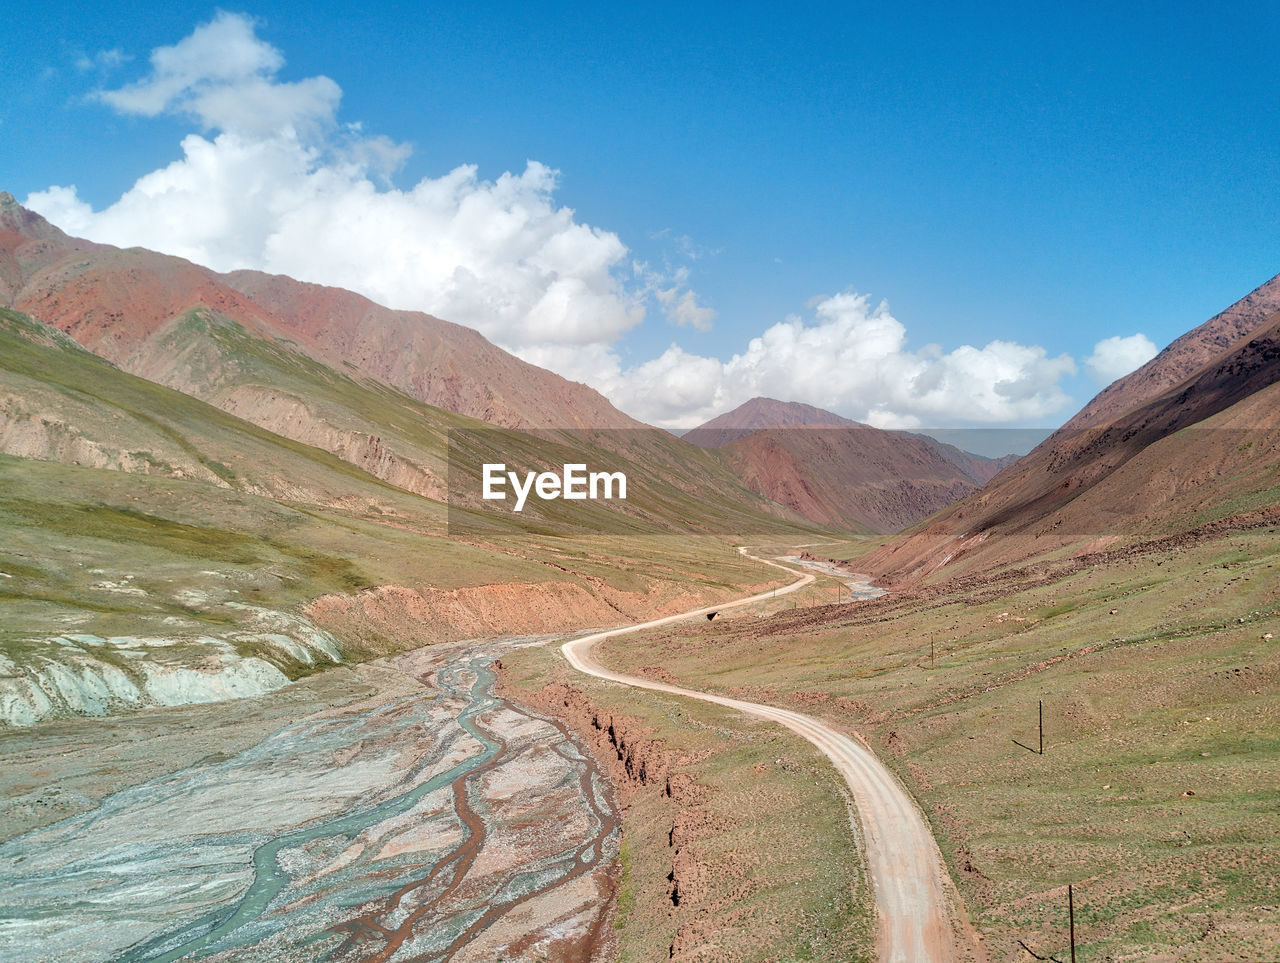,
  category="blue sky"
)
[5,2,1280,430]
